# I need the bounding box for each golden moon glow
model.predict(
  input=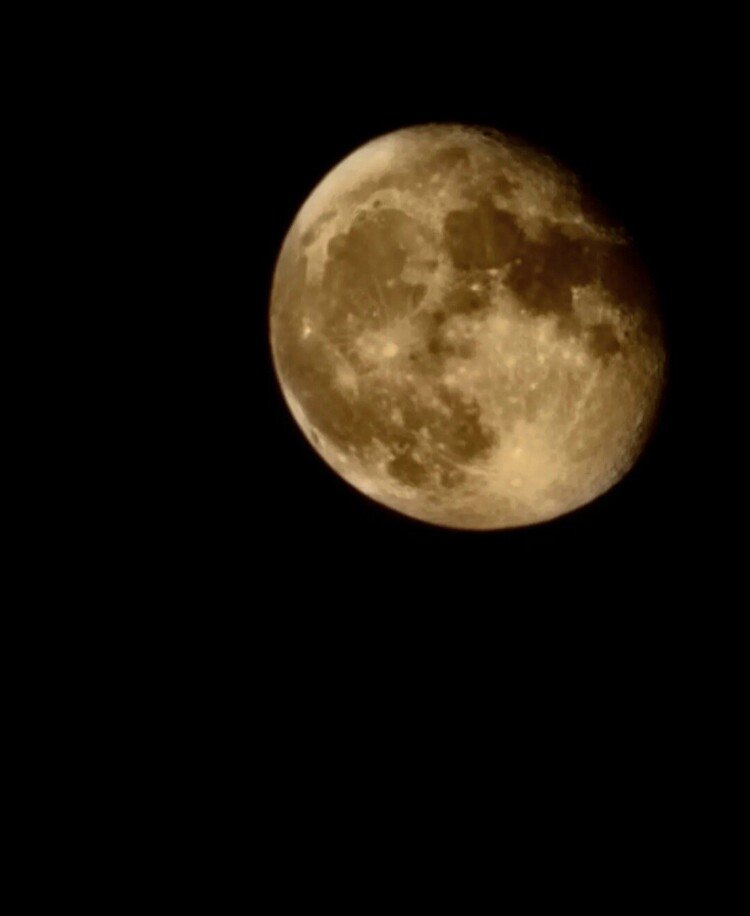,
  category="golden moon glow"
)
[270,124,667,529]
